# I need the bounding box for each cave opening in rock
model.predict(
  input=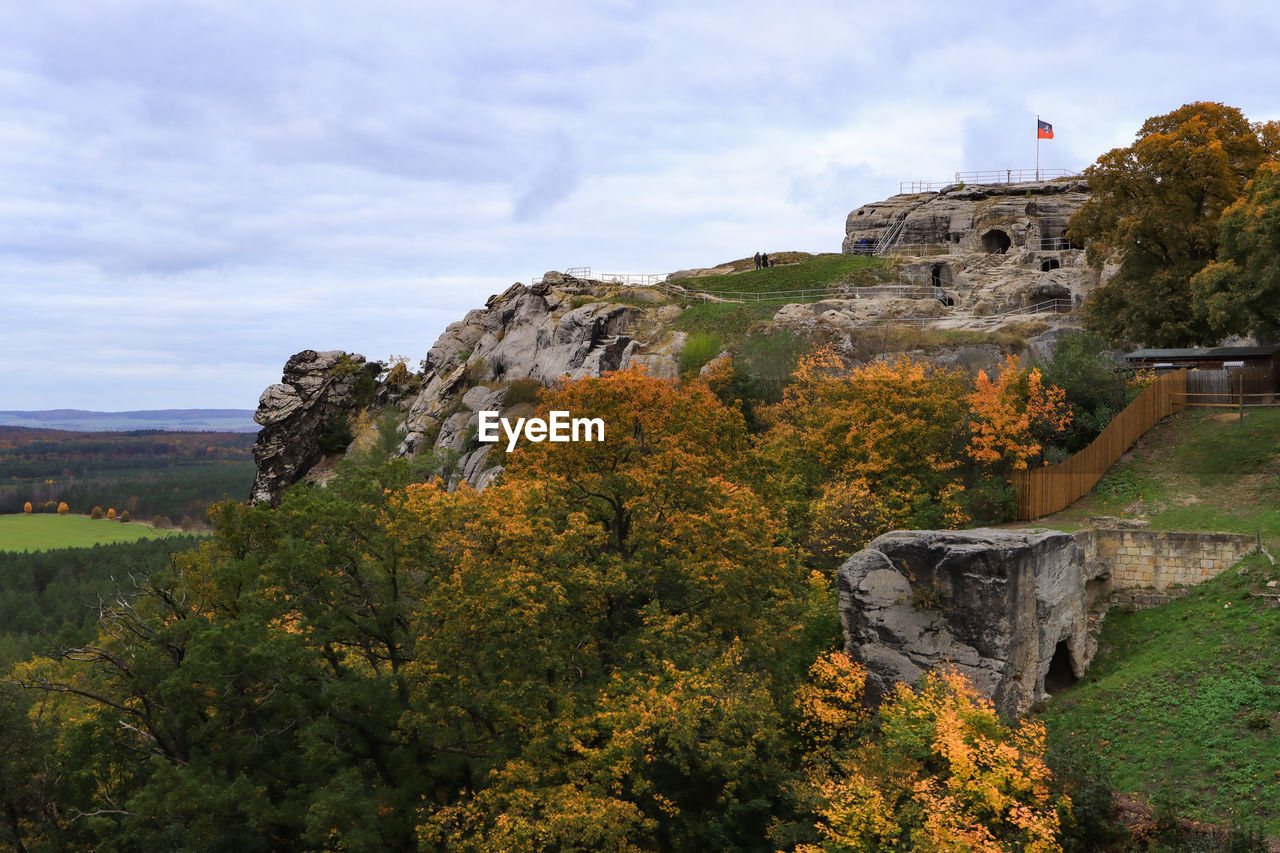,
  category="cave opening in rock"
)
[930,263,954,288]
[981,229,1011,254]
[1044,639,1078,694]
[1040,258,1061,272]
